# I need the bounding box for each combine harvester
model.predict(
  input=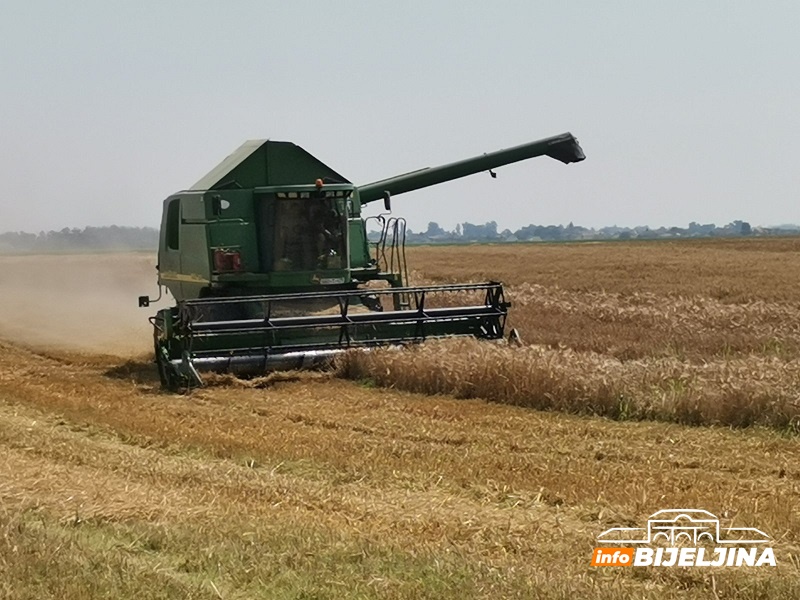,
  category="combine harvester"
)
[140,133,585,389]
